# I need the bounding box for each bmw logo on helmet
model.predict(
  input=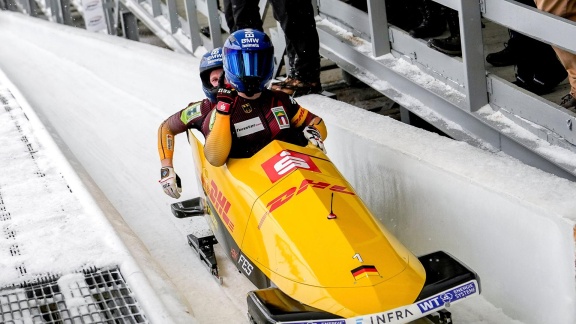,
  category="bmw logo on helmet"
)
[222,29,275,96]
